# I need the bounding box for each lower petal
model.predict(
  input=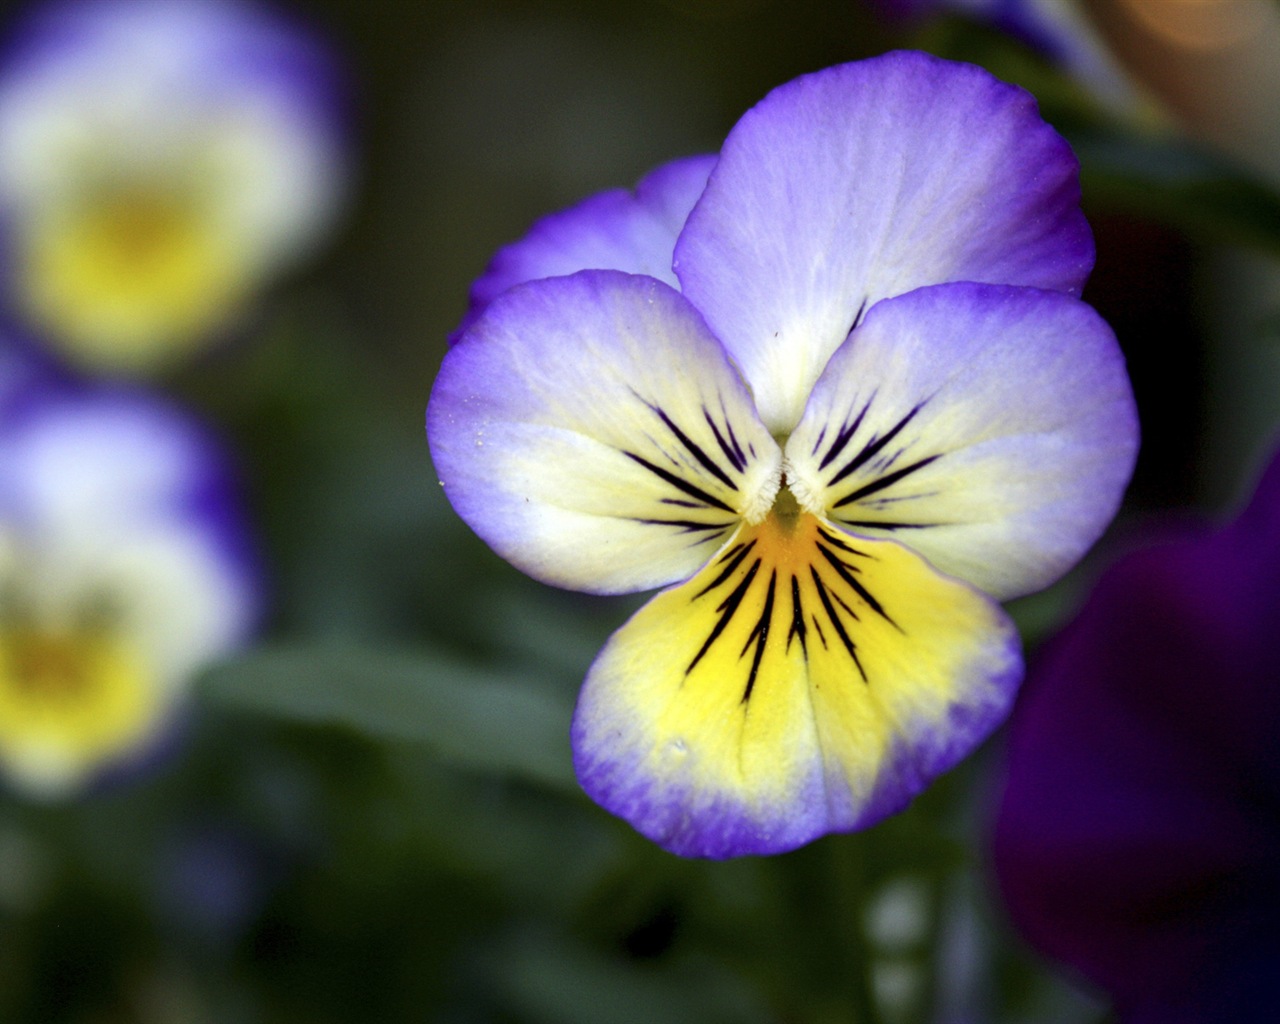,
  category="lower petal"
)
[572,510,1022,858]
